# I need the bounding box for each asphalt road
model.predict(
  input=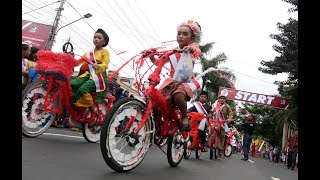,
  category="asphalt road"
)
[22,128,298,180]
